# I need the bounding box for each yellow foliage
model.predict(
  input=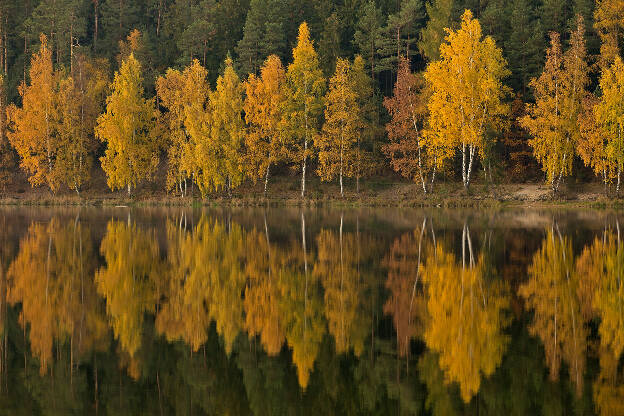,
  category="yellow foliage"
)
[521,19,589,191]
[424,10,509,189]
[95,53,158,194]
[7,35,61,191]
[95,219,159,358]
[284,22,325,198]
[191,57,245,196]
[422,229,510,403]
[7,219,106,373]
[315,58,359,196]
[315,217,369,356]
[157,59,209,195]
[243,55,288,192]
[520,228,589,395]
